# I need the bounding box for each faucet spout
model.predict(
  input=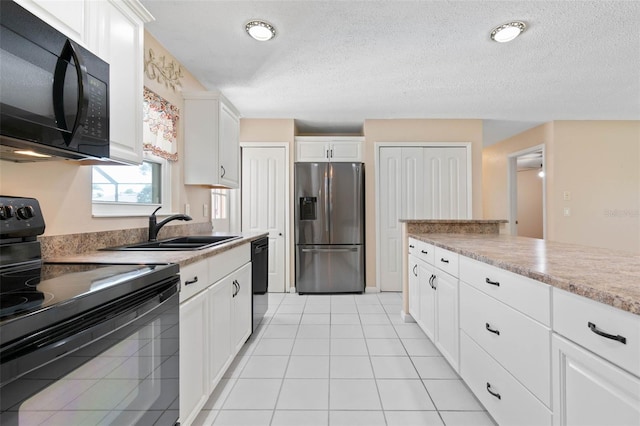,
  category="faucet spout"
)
[148,207,193,241]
